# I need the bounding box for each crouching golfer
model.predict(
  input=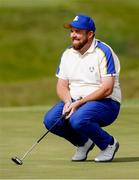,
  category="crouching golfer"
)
[44,14,121,162]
